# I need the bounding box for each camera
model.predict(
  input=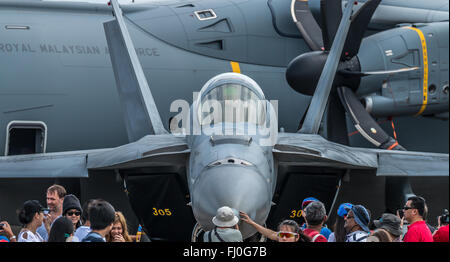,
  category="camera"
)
[439,209,449,225]
[0,223,4,230]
